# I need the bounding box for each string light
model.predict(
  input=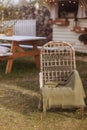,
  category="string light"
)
[44,0,78,4]
[35,1,40,10]
[43,0,78,8]
[81,5,83,8]
[44,0,57,3]
[73,1,76,4]
[69,1,72,3]
[62,3,64,6]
